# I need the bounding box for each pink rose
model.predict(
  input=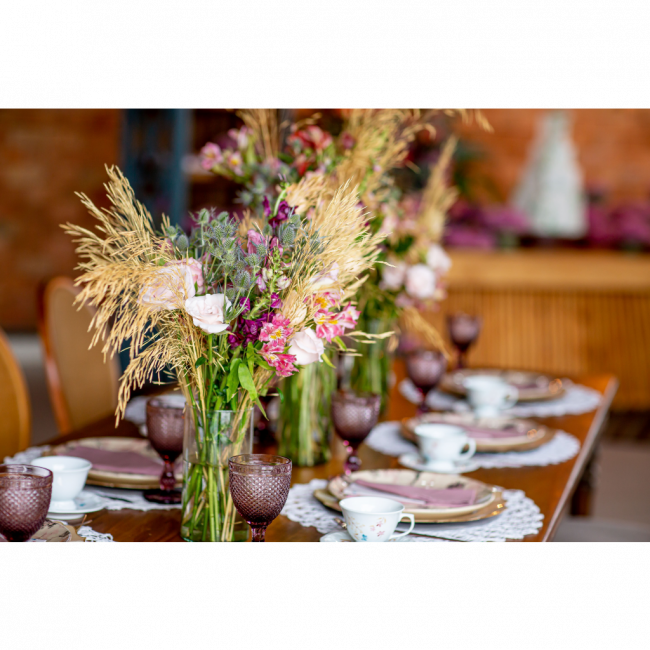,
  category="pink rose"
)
[405,264,437,300]
[426,244,452,275]
[380,259,407,291]
[184,294,230,334]
[169,258,204,294]
[200,143,223,170]
[138,264,196,311]
[288,328,324,365]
